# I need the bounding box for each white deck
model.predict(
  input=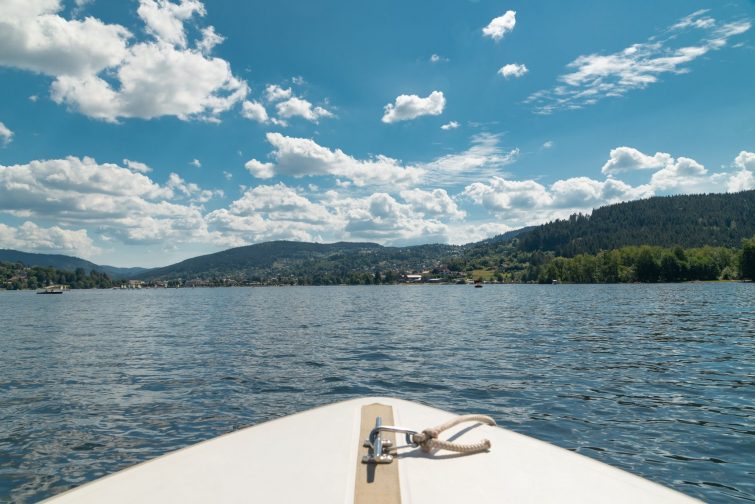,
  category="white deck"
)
[45,397,699,503]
